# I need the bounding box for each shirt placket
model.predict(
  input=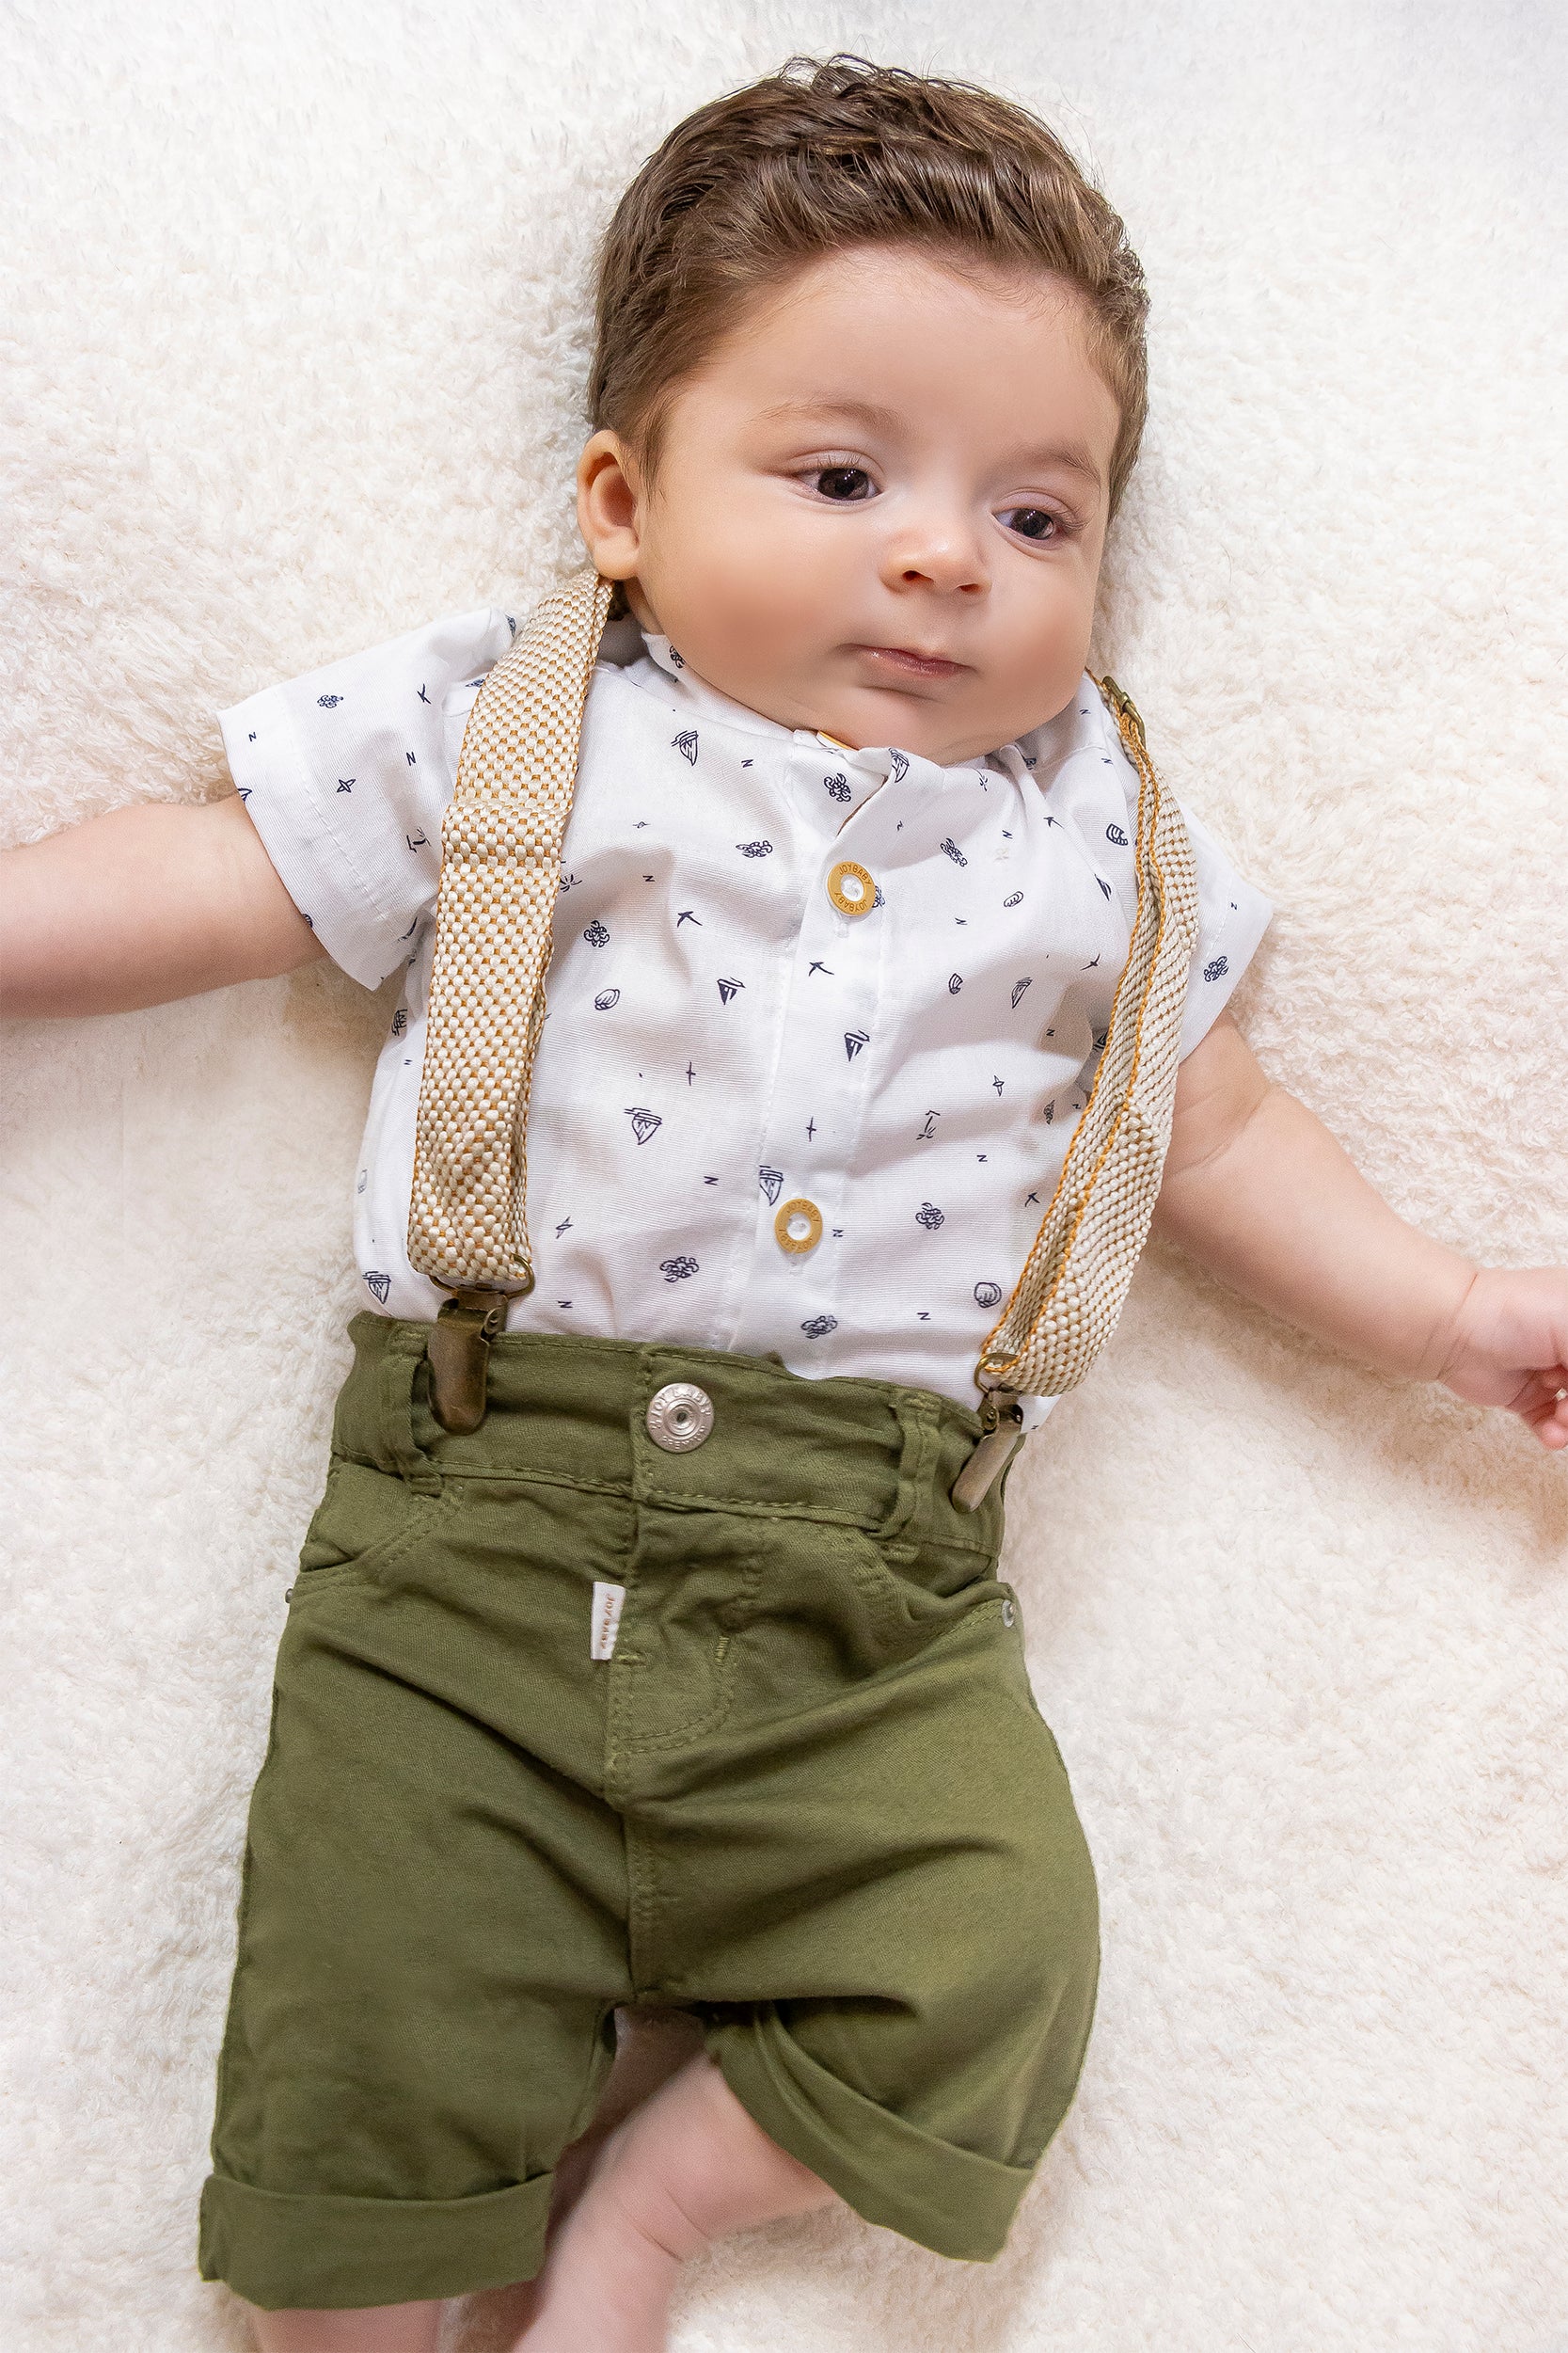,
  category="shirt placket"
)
[730,735,900,1362]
